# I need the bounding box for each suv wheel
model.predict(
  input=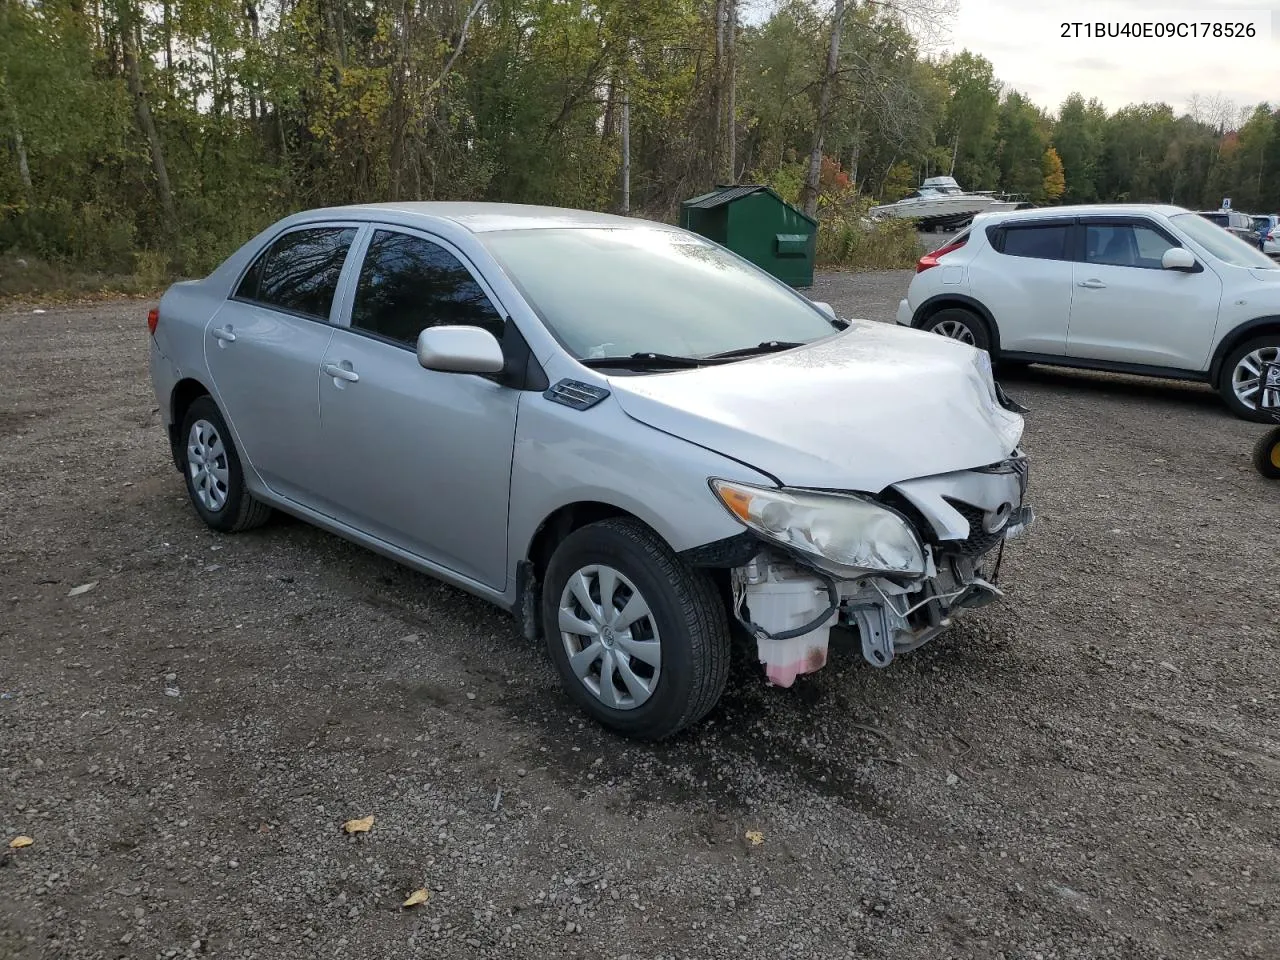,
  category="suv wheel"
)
[179,396,273,532]
[540,518,730,740]
[922,307,992,353]
[1219,337,1280,422]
